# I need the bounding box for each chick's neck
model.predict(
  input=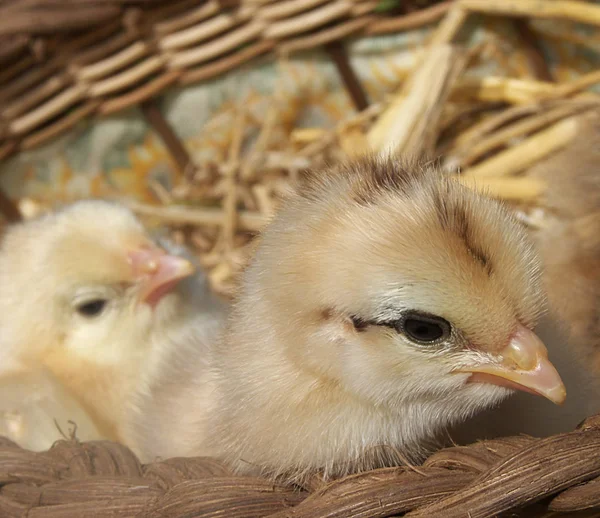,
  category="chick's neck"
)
[41,292,196,444]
